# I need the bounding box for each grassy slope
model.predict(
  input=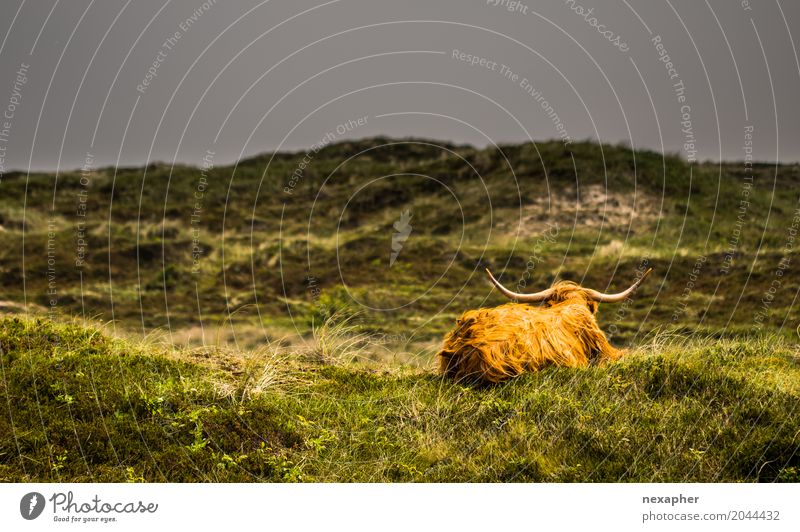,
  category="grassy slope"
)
[1,138,799,481]
[1,138,798,344]
[2,316,798,482]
